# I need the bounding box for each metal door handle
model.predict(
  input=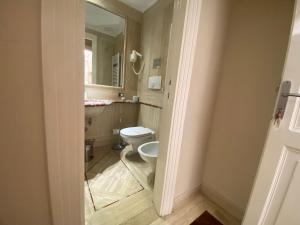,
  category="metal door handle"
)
[280,81,300,98]
[274,81,299,125]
